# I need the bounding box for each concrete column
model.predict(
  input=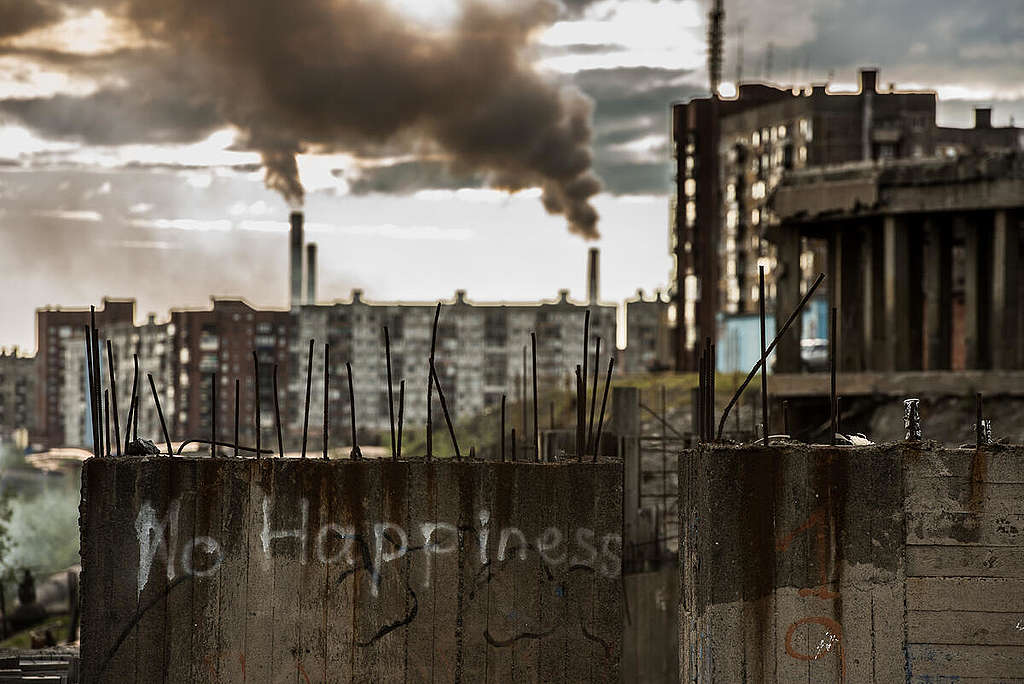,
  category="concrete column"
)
[774,224,802,373]
[923,216,953,370]
[990,209,1019,369]
[962,213,992,369]
[862,221,886,370]
[612,386,641,547]
[839,230,865,371]
[884,215,912,371]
